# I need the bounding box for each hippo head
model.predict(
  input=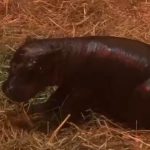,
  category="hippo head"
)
[2,38,64,102]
